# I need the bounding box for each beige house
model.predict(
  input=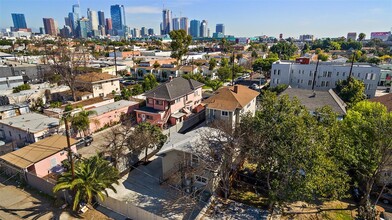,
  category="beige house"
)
[203,85,259,127]
[157,127,216,195]
[75,72,121,98]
